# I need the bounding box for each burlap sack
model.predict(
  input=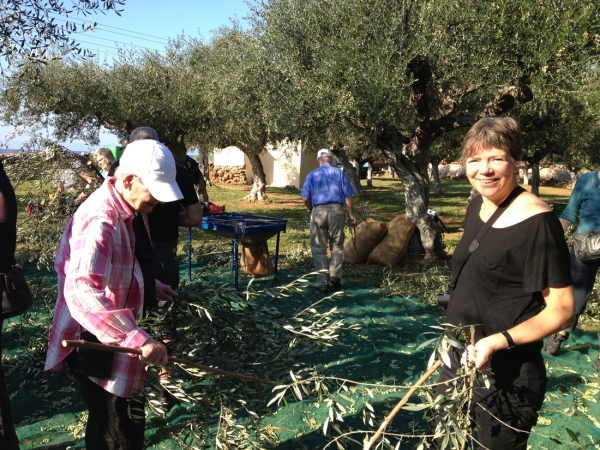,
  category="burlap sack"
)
[241,242,274,276]
[343,219,388,264]
[368,216,415,268]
